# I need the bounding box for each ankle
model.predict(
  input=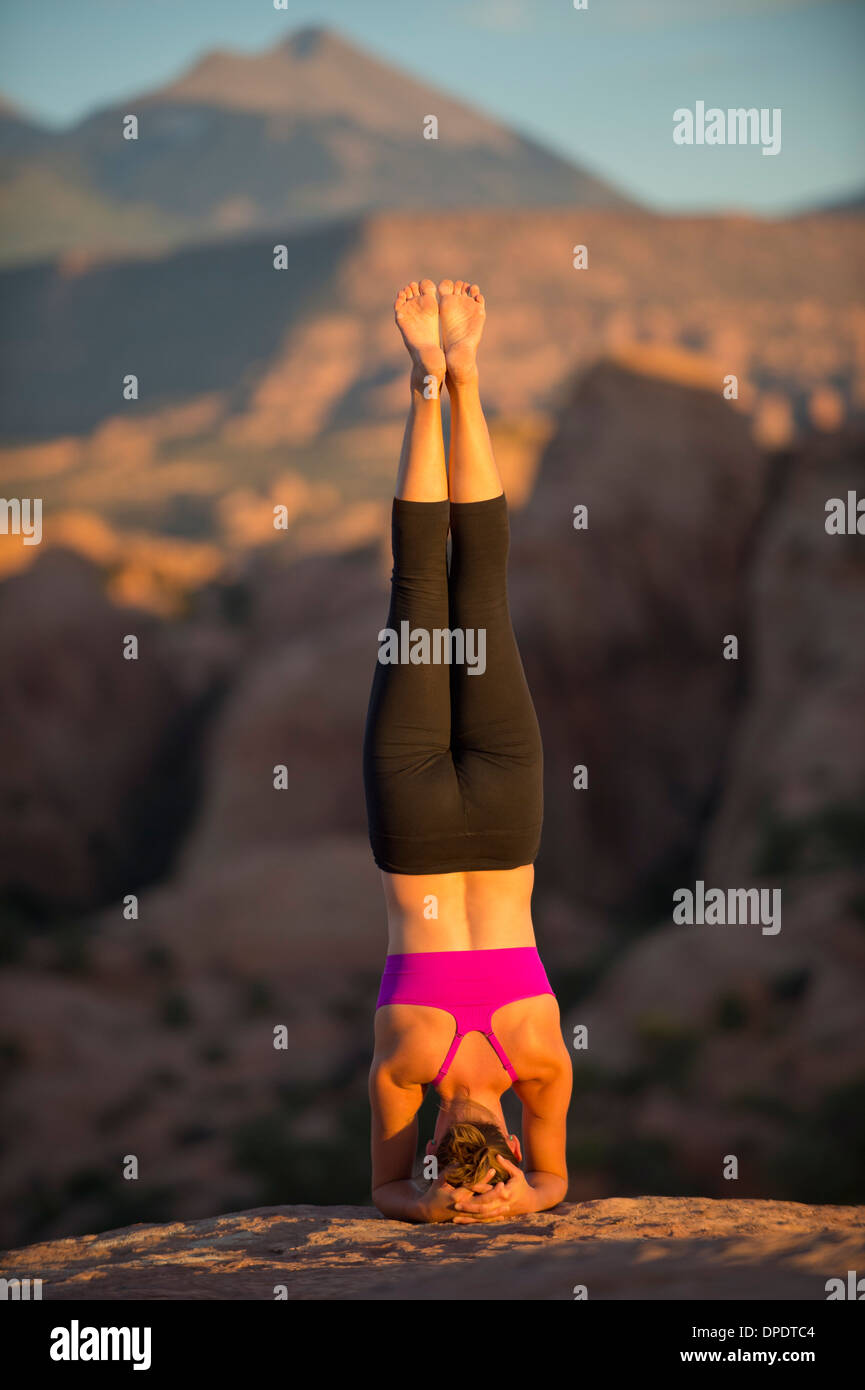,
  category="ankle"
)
[411,361,445,400]
[445,364,479,394]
